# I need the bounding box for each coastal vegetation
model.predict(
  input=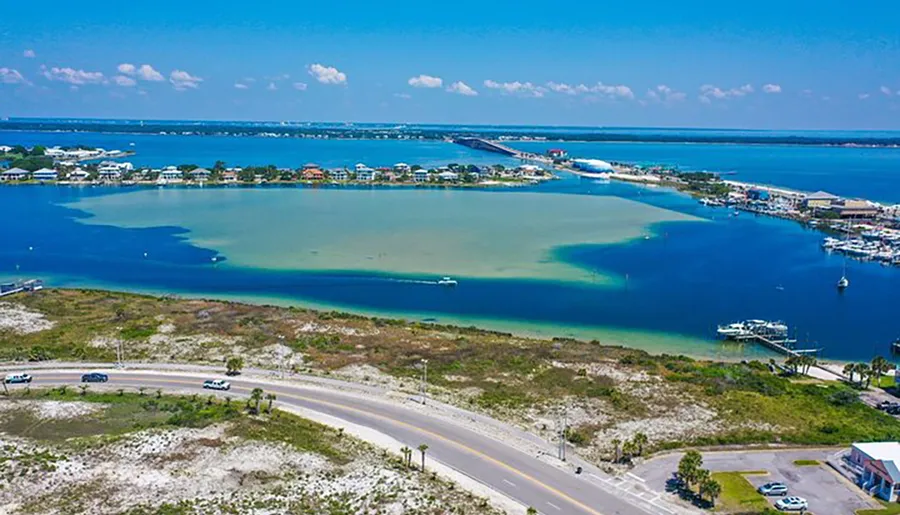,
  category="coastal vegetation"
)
[3,288,899,465]
[0,388,498,514]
